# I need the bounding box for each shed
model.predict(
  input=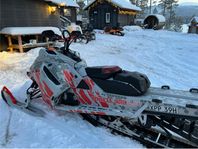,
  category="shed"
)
[0,0,79,51]
[84,0,141,29]
[144,14,166,30]
[188,16,198,34]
